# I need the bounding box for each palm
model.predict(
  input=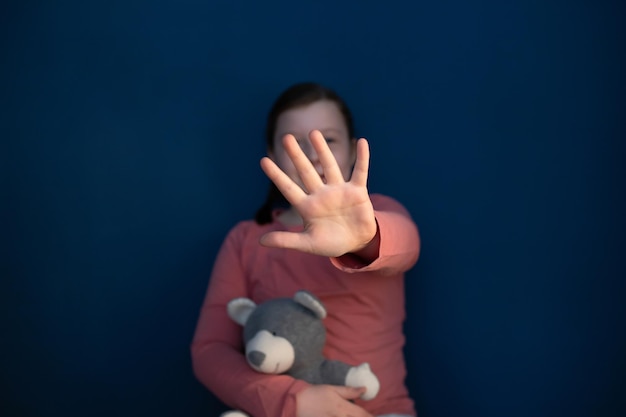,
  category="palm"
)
[259,130,377,257]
